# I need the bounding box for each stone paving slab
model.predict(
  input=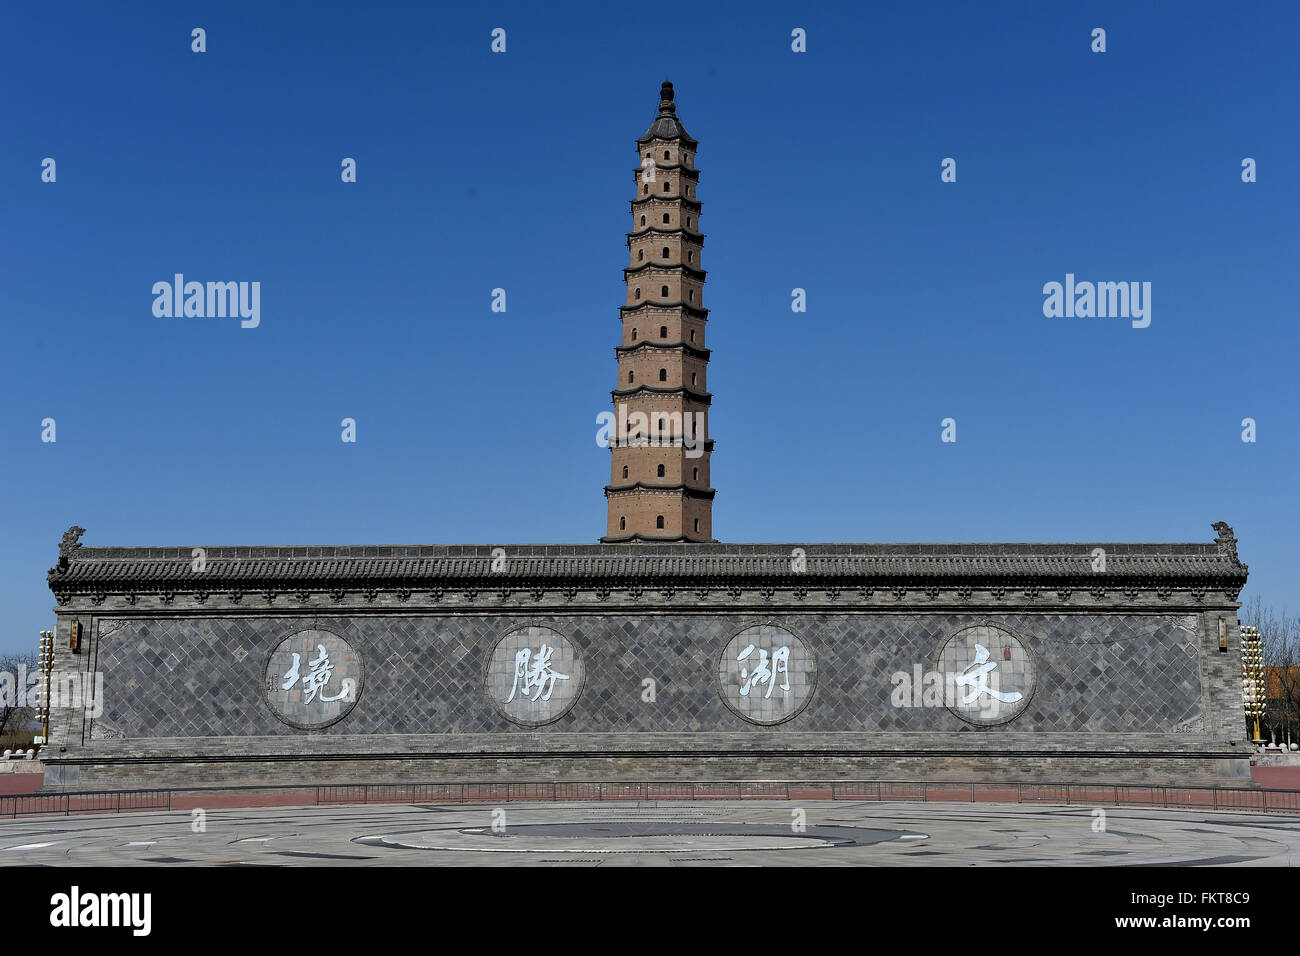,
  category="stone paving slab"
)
[2,800,1297,867]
